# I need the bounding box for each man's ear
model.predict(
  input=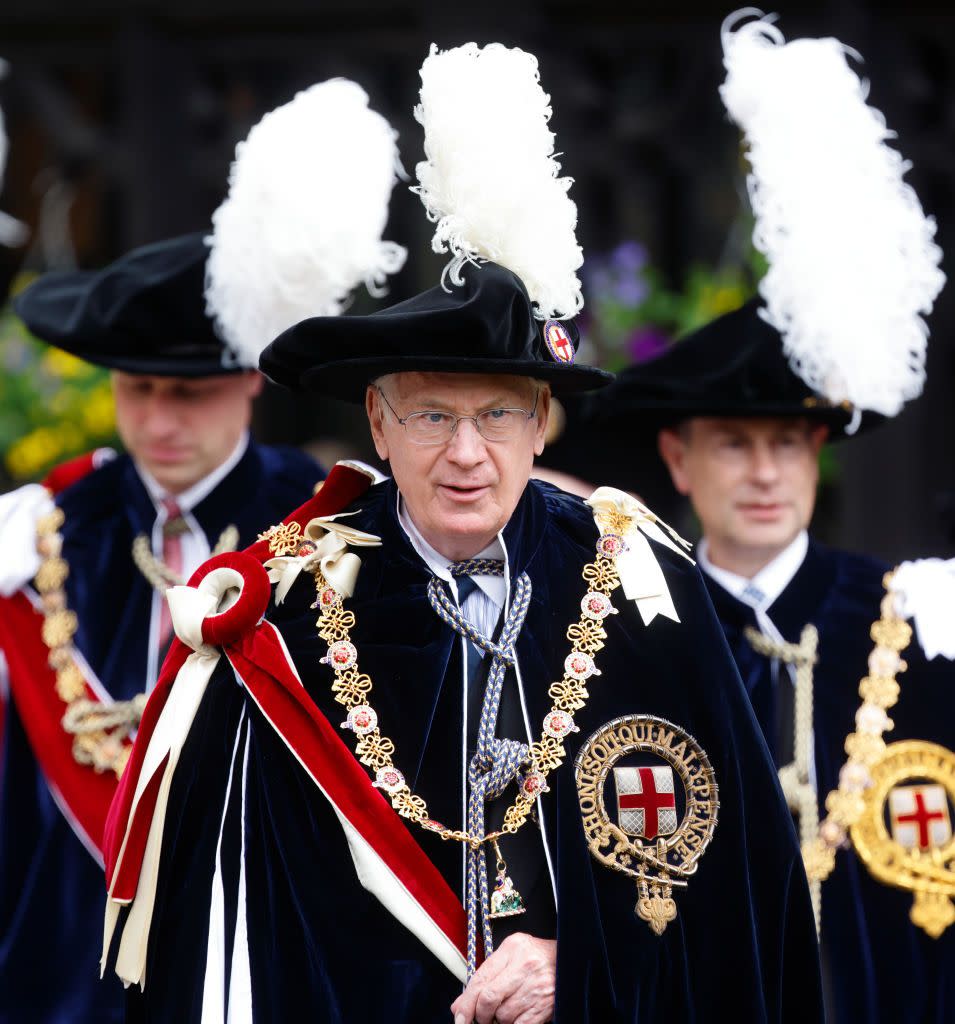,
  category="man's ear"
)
[533,386,552,457]
[366,386,390,461]
[246,371,265,398]
[809,423,829,455]
[657,427,692,496]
